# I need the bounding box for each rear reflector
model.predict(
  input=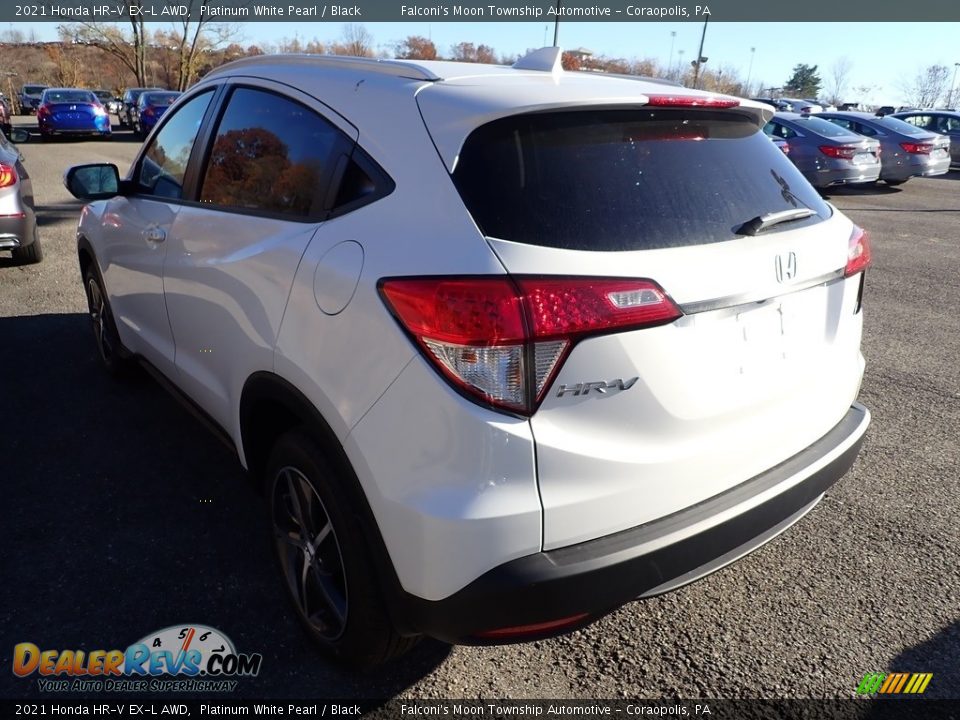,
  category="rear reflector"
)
[474,613,591,640]
[379,276,682,415]
[644,94,740,109]
[844,225,872,278]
